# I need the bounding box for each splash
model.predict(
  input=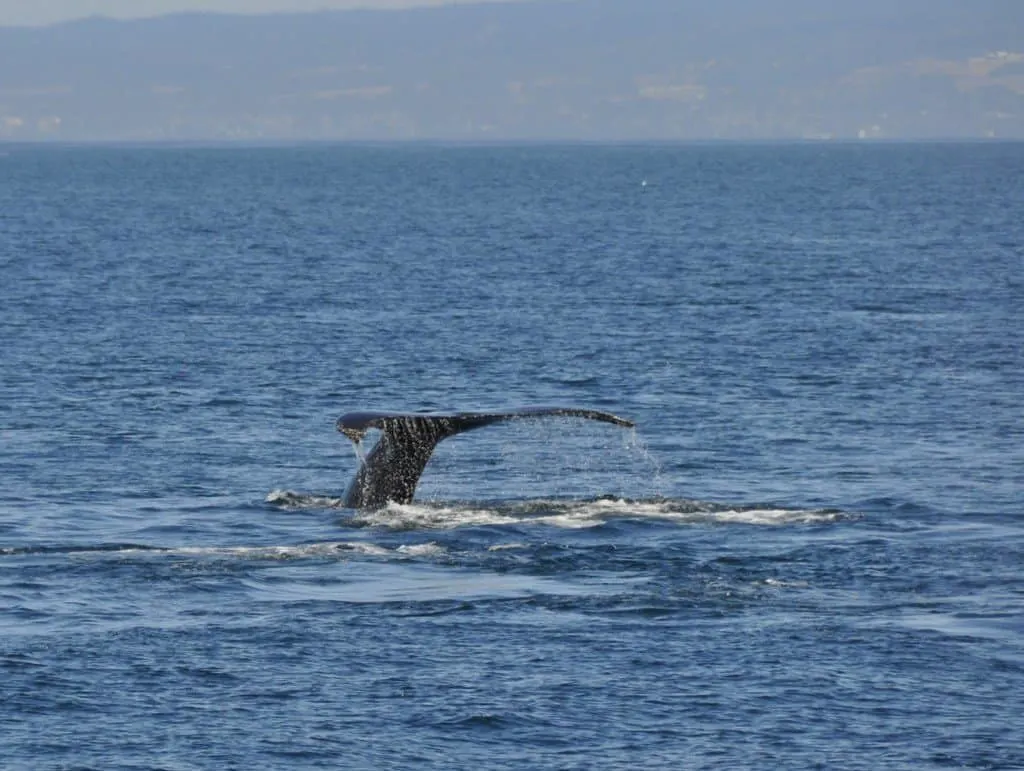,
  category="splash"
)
[352,437,367,467]
[622,426,664,495]
[623,427,661,475]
